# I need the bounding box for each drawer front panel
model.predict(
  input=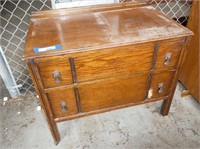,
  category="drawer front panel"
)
[75,44,154,82]
[148,71,175,99]
[35,56,73,88]
[155,41,182,70]
[78,73,149,112]
[46,87,78,118]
